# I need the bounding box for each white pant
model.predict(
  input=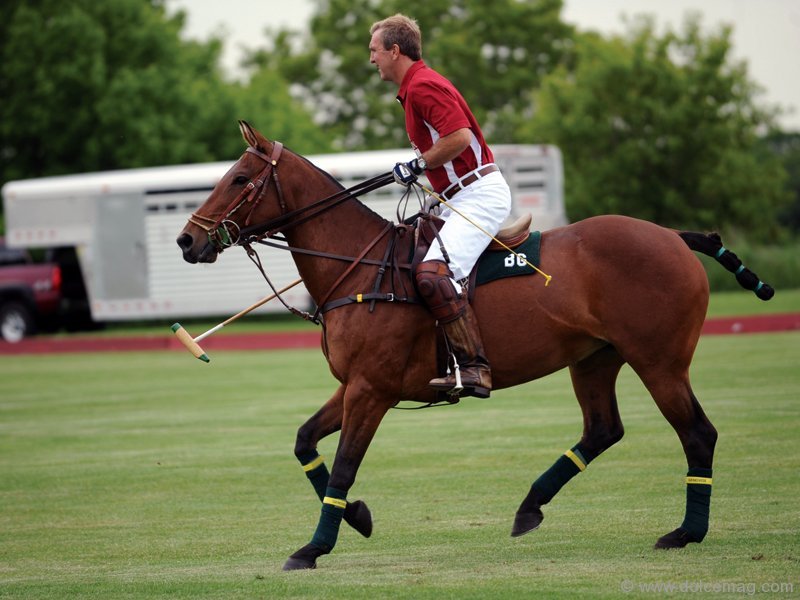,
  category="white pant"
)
[424,170,512,281]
